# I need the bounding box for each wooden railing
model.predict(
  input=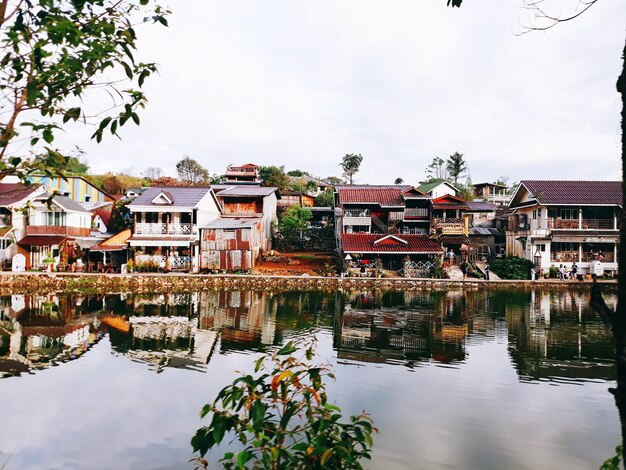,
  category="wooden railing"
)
[25,225,90,237]
[548,218,614,230]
